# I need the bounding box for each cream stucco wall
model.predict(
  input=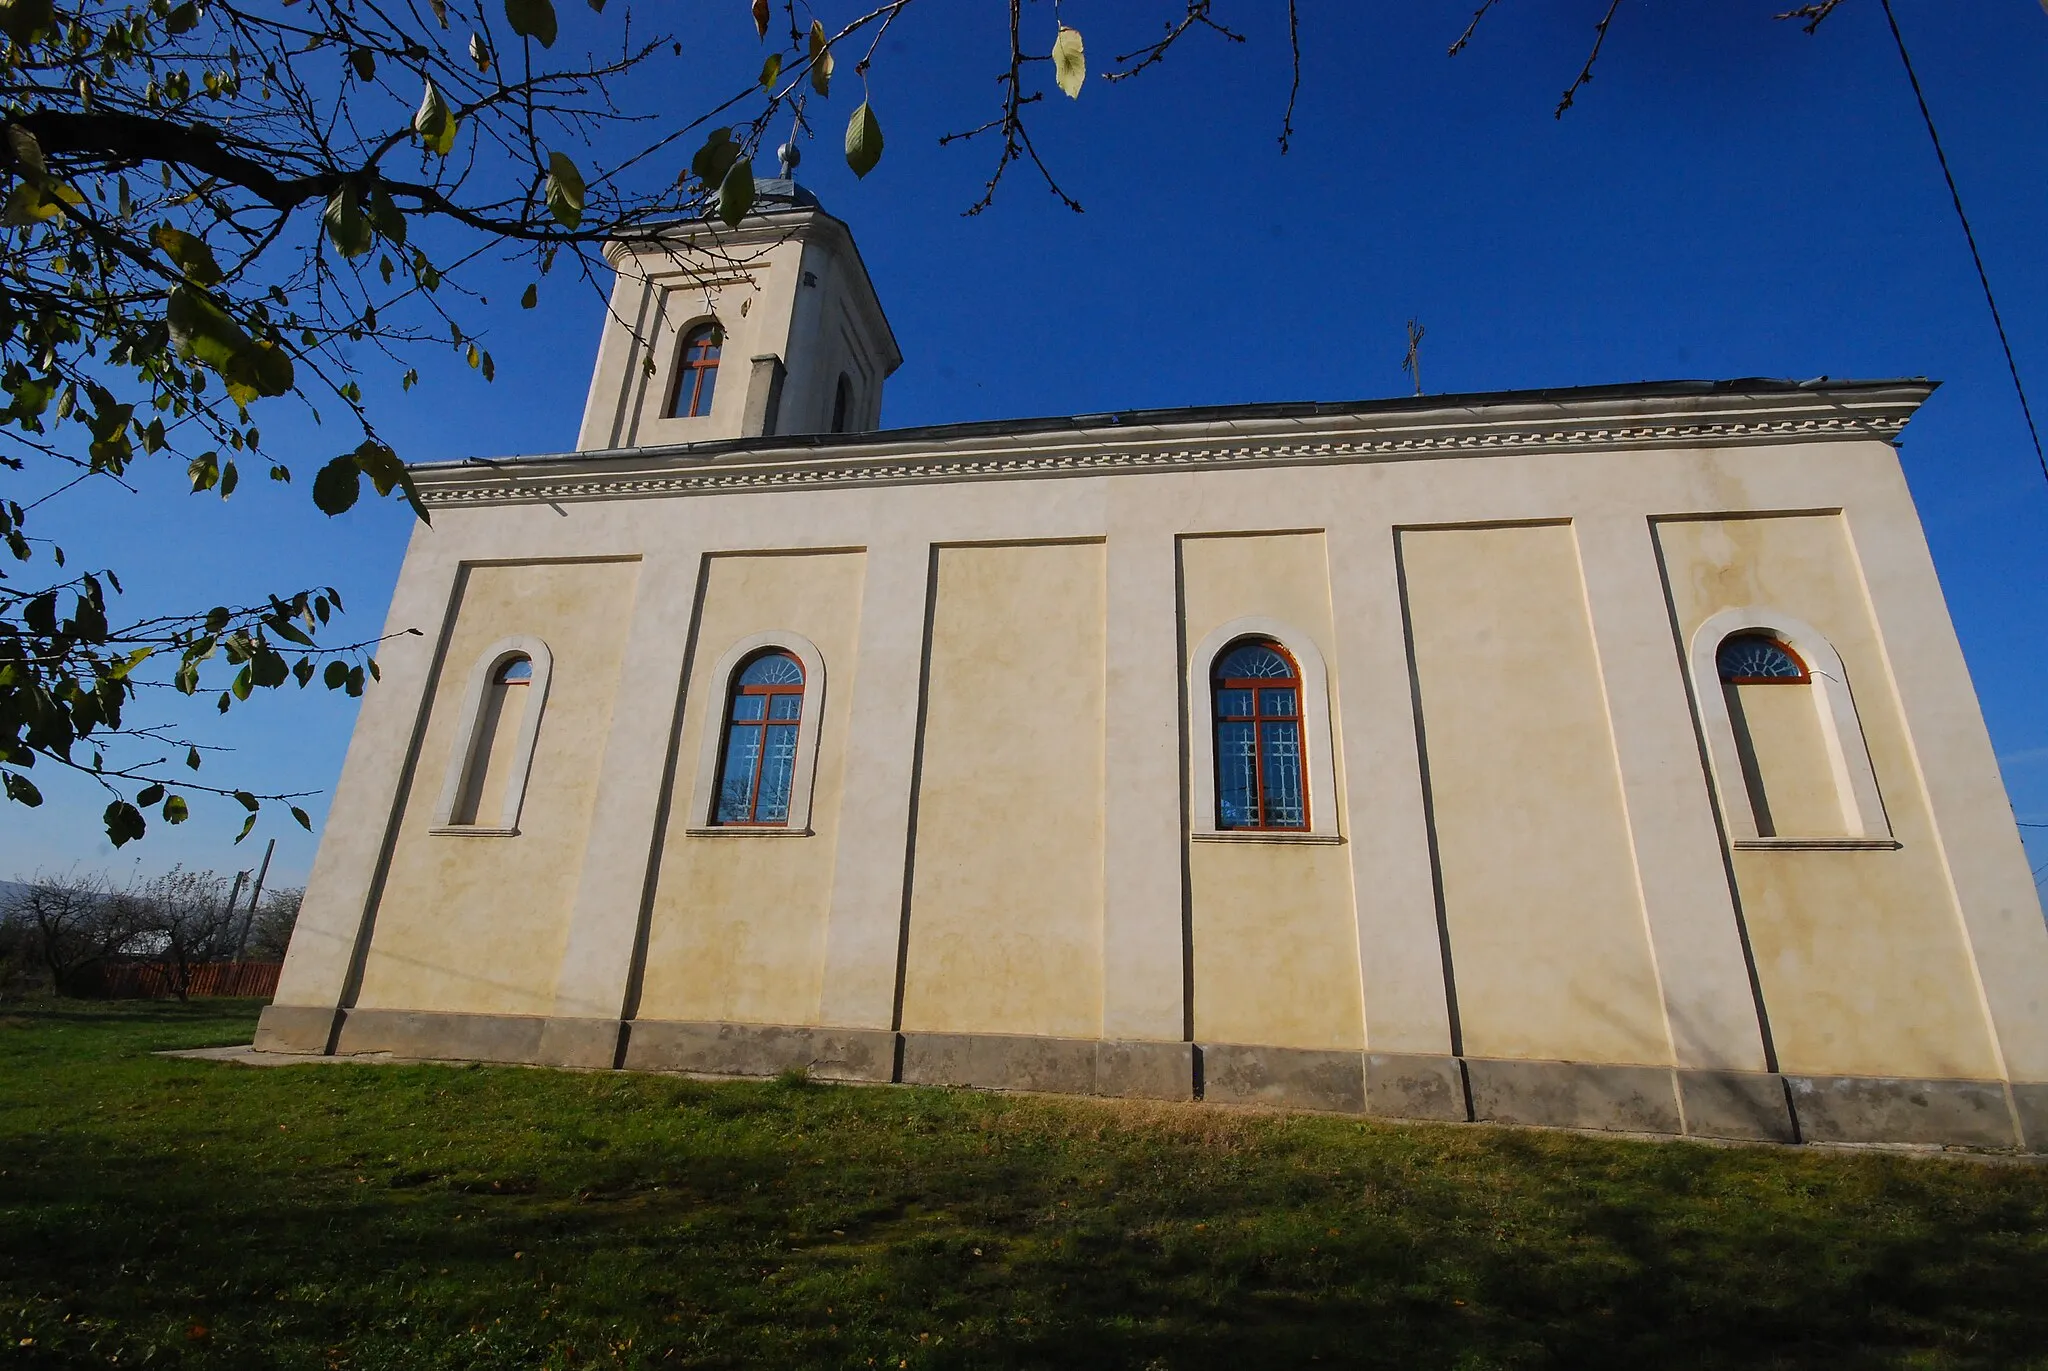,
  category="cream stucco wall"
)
[354,558,640,1017]
[634,550,866,1026]
[898,541,1107,1040]
[273,377,2048,1115]
[1180,532,1364,1051]
[1657,514,2003,1080]
[1401,523,1672,1067]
